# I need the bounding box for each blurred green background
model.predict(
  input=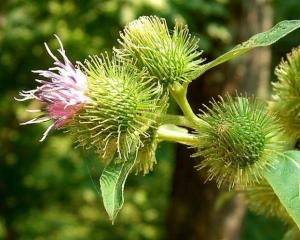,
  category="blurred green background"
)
[0,0,299,239]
